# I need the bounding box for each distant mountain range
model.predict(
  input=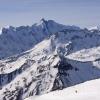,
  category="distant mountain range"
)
[0,19,80,59]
